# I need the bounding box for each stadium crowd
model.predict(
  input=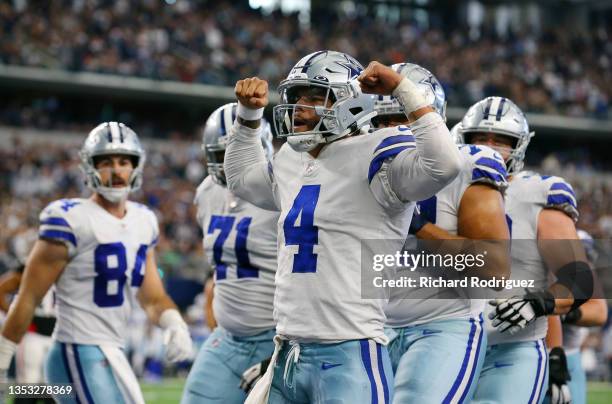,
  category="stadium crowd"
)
[0,0,609,118]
